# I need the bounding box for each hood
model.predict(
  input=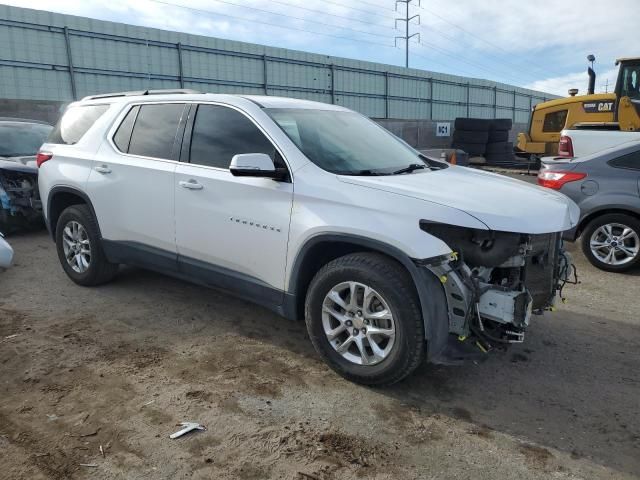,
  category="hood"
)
[338,166,579,234]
